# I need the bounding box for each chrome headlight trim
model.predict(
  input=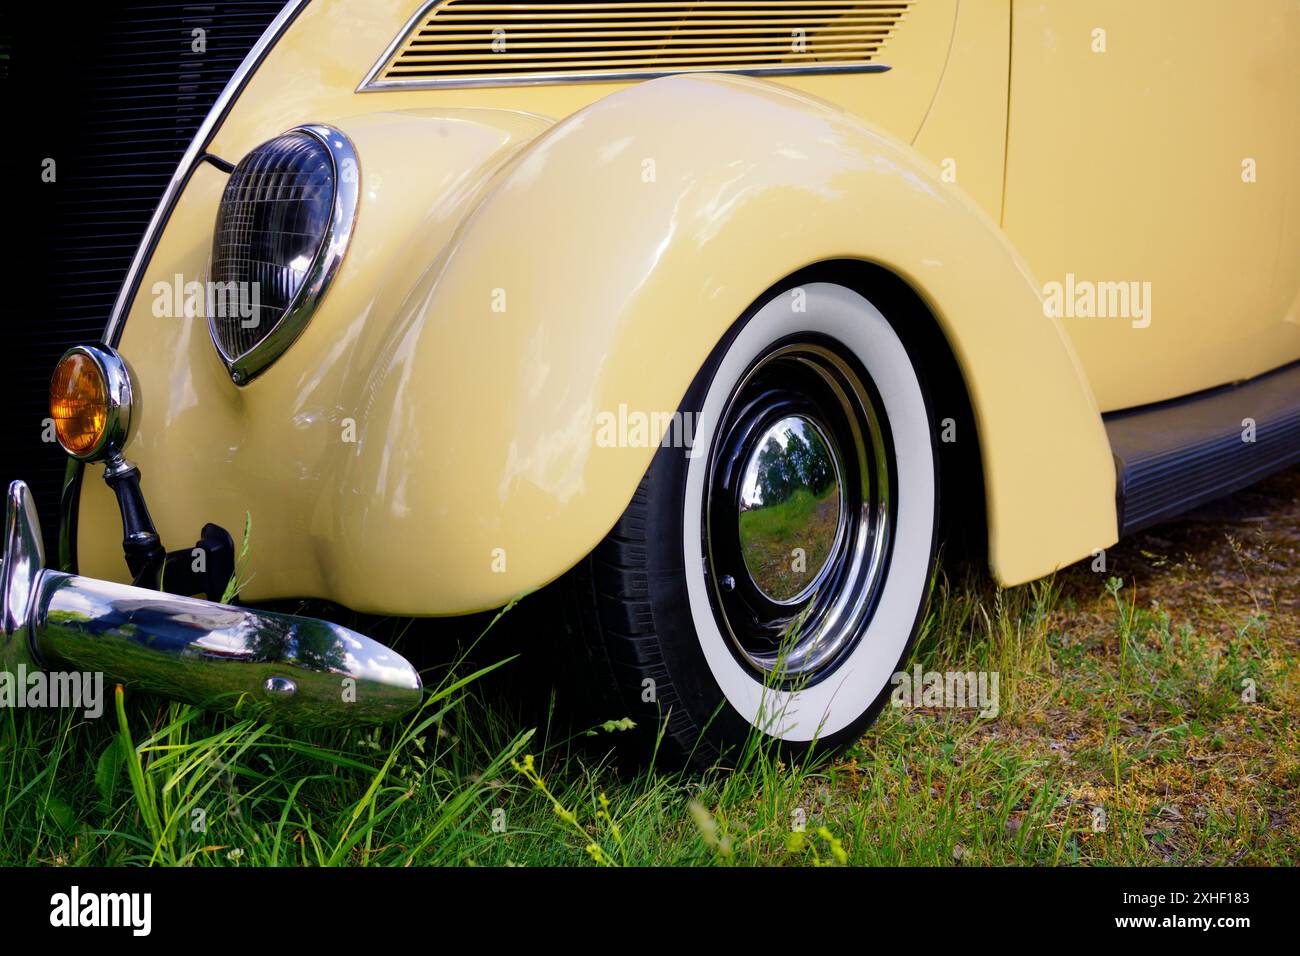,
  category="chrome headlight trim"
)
[210,124,360,385]
[52,344,135,463]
